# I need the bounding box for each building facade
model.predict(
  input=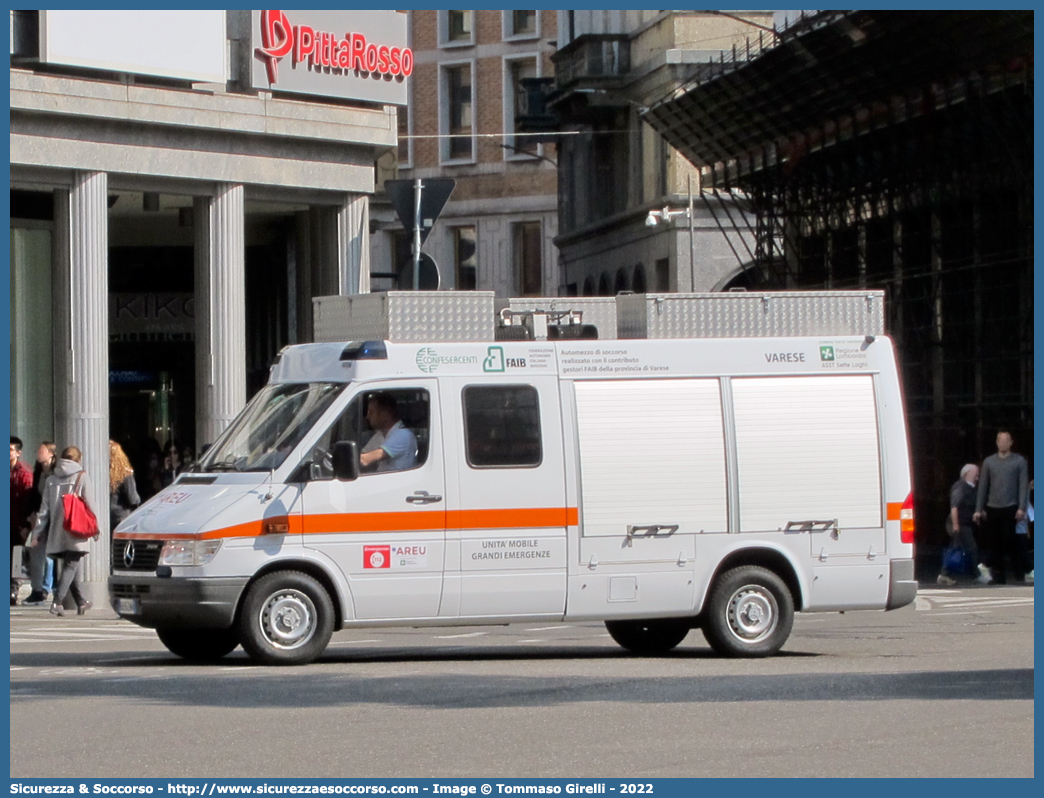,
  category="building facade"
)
[370,10,560,297]
[10,10,408,589]
[642,10,1033,572]
[546,10,774,296]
